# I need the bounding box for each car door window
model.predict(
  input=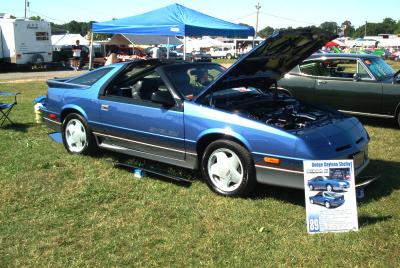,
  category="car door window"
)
[130,71,169,101]
[106,70,169,102]
[357,61,372,79]
[318,59,357,79]
[299,61,321,76]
